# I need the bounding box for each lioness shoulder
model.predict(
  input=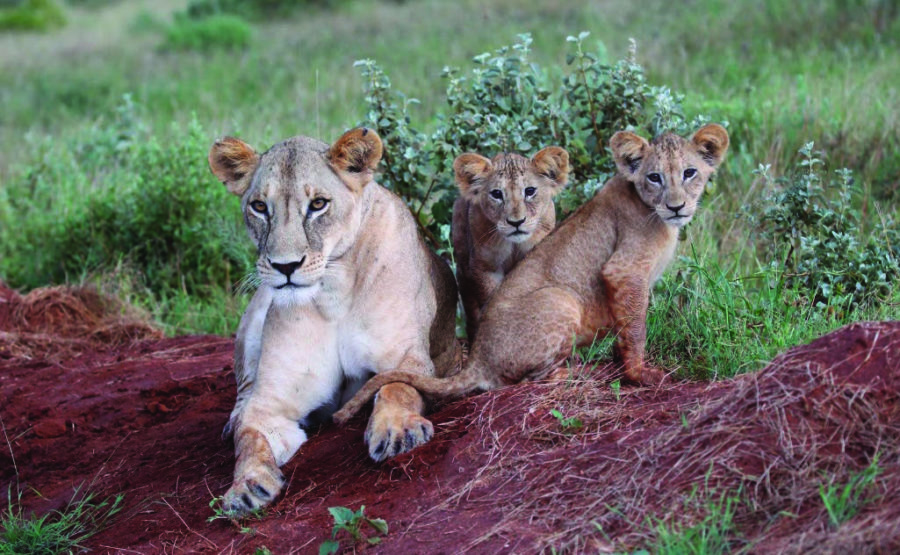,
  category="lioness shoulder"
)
[452,147,568,339]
